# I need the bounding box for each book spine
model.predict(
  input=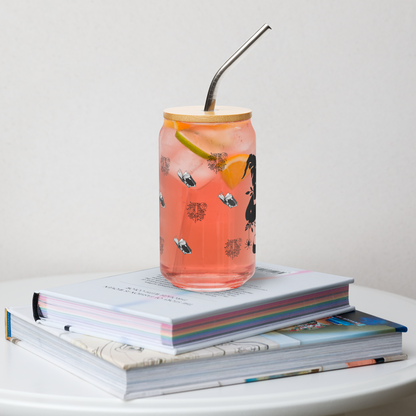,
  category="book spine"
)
[32,292,44,321]
[4,308,11,340]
